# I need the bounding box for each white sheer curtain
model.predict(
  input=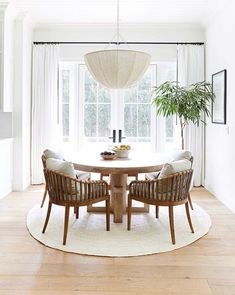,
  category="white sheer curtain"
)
[177,45,205,186]
[31,44,60,184]
[151,111,166,153]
